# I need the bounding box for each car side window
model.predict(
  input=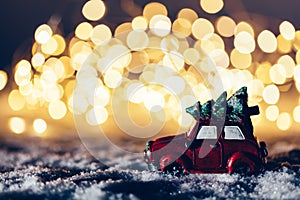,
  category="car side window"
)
[196,126,217,139]
[224,126,245,140]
